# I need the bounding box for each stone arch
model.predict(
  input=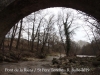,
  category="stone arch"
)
[0,0,100,43]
